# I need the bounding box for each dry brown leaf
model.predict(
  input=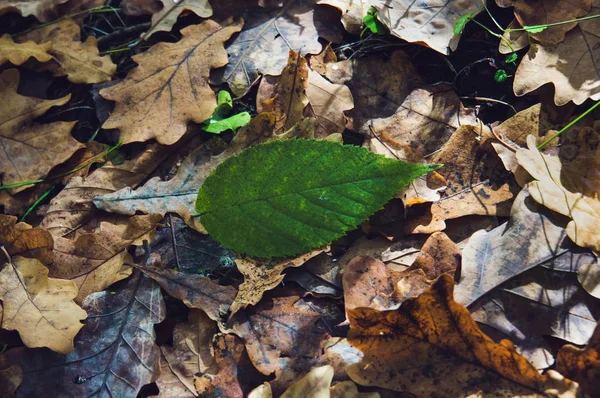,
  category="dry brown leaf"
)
[516,130,600,251]
[0,0,69,21]
[499,19,530,54]
[230,249,323,315]
[556,323,600,396]
[0,215,53,264]
[346,274,579,396]
[257,50,310,132]
[155,309,217,397]
[497,0,591,45]
[144,0,213,38]
[409,231,460,280]
[231,292,326,375]
[0,256,87,354]
[280,365,333,398]
[19,19,116,84]
[0,34,52,65]
[120,0,161,15]
[0,365,22,397]
[51,214,161,303]
[306,69,354,137]
[577,263,600,298]
[100,19,243,145]
[513,0,600,105]
[309,43,336,75]
[0,68,82,194]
